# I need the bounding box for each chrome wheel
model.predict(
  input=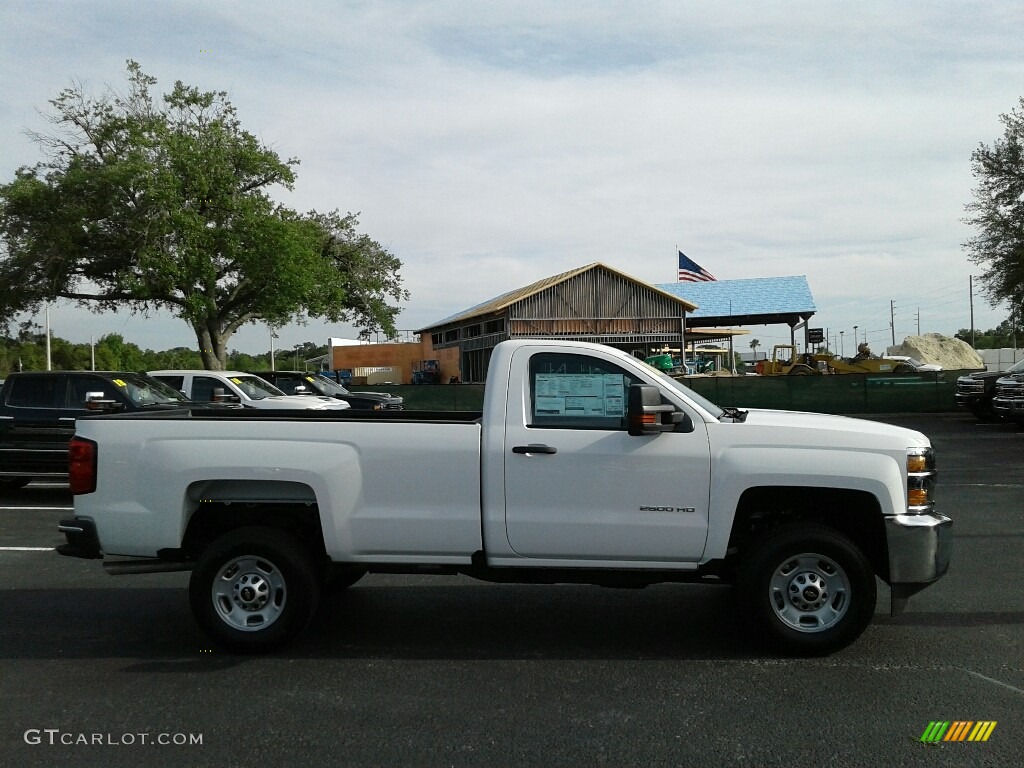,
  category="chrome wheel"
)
[768,552,850,633]
[211,555,288,632]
